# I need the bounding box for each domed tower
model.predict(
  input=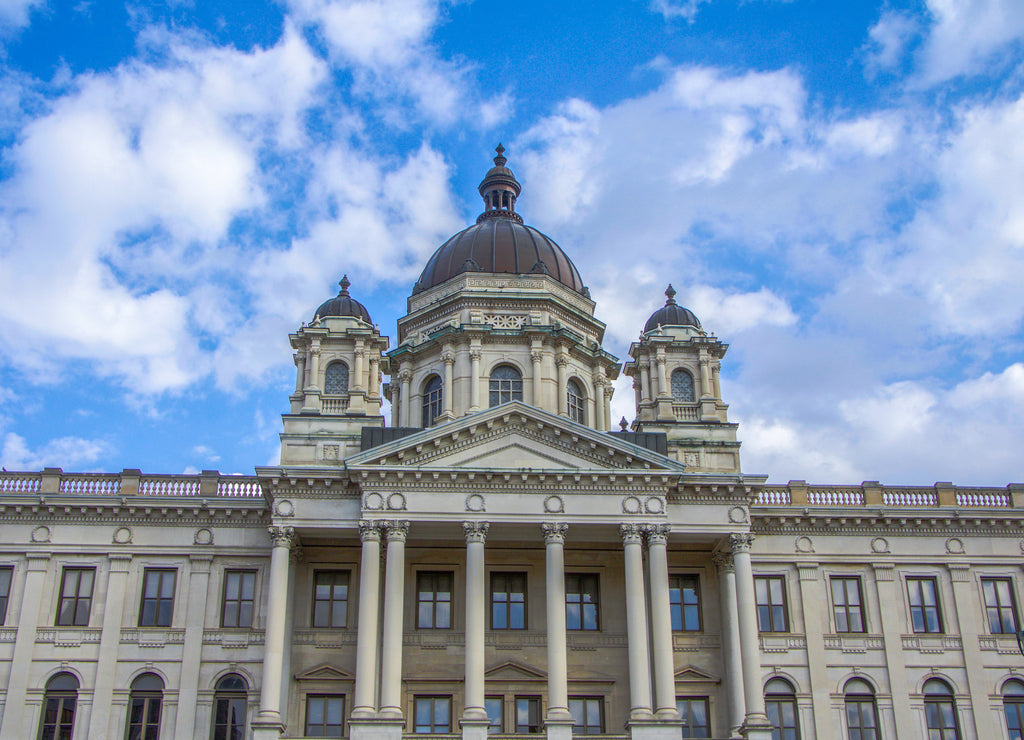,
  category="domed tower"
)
[622,285,741,473]
[389,146,620,430]
[280,275,390,465]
